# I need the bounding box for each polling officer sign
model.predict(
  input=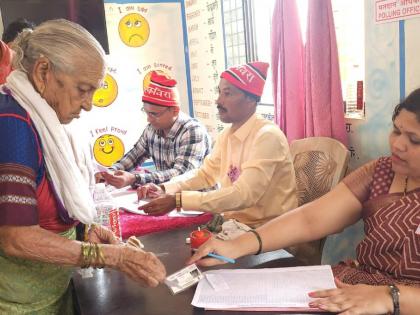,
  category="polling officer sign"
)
[375,0,420,24]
